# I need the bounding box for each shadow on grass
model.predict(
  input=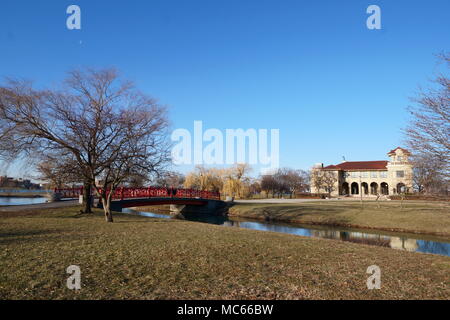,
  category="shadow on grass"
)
[0,230,56,238]
[0,229,66,246]
[231,204,358,226]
